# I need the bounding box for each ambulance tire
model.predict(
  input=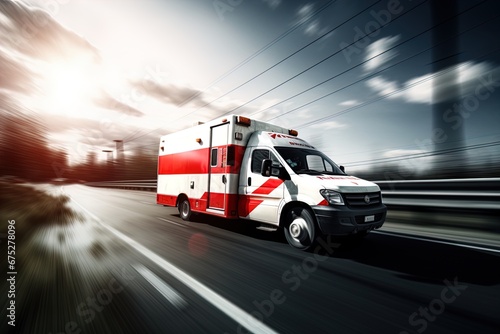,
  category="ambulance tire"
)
[284,207,318,251]
[179,198,192,221]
